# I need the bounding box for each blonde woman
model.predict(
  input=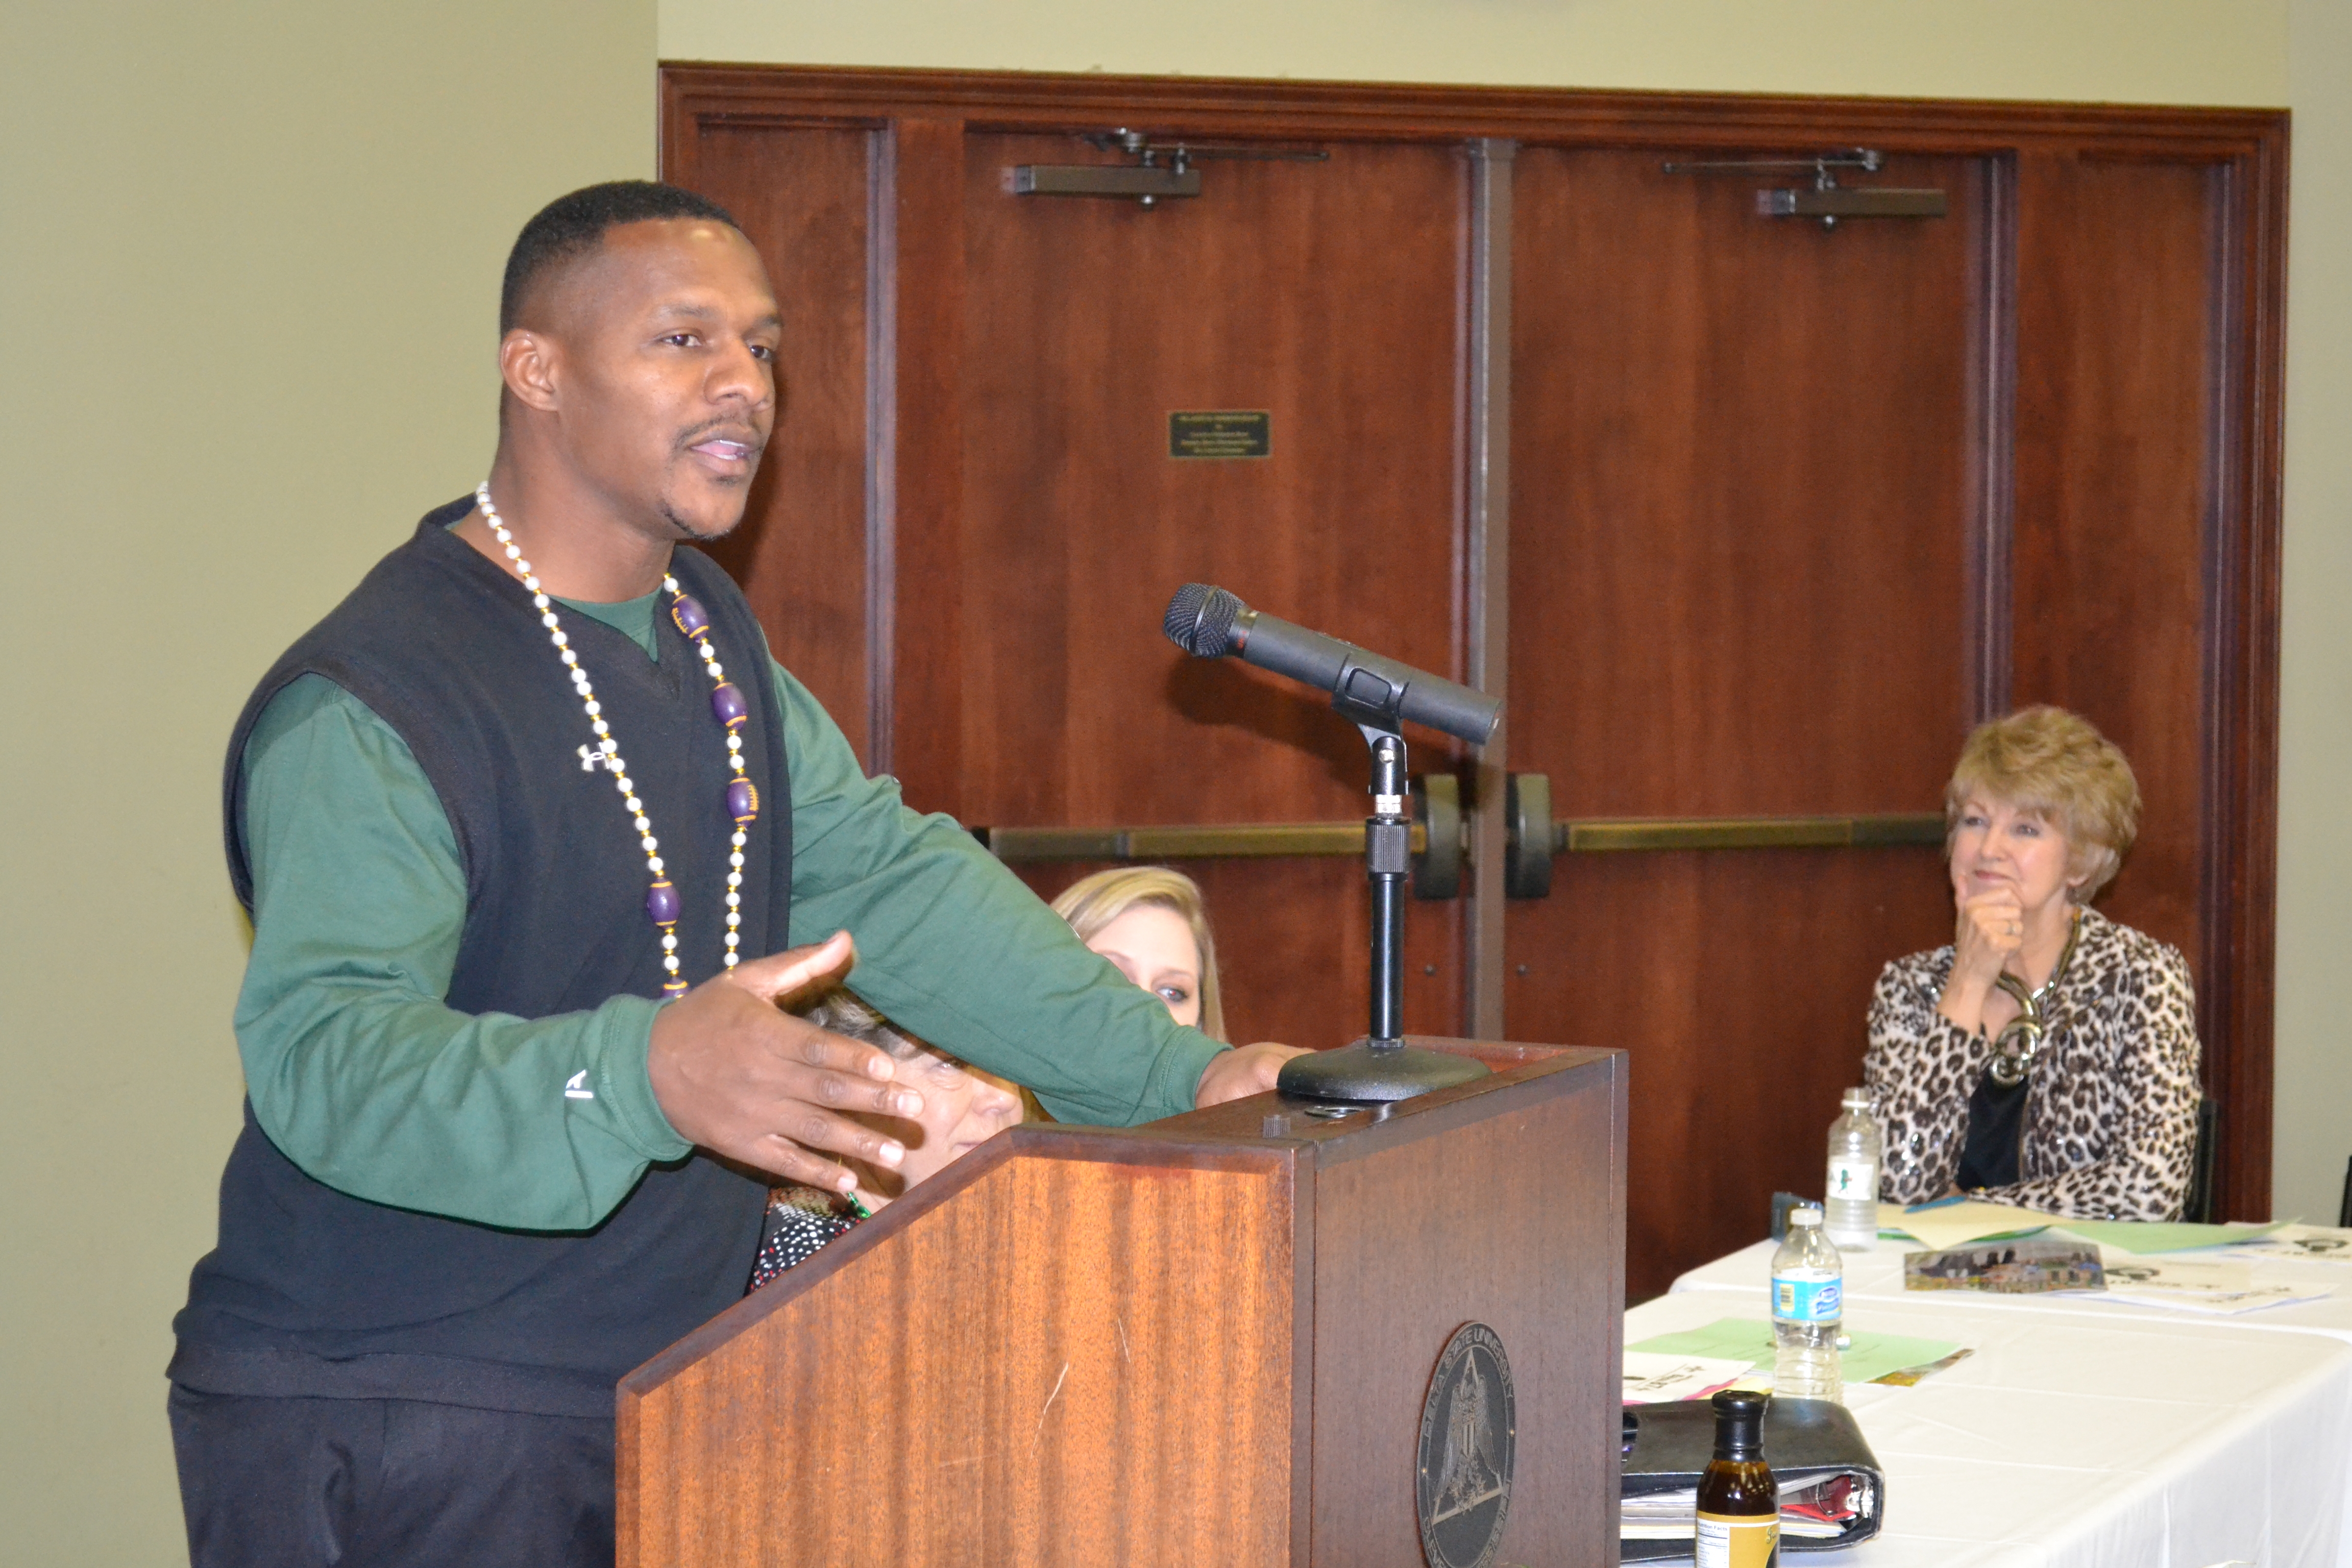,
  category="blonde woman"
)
[1051,866,1227,1040]
[1865,706,2202,1220]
